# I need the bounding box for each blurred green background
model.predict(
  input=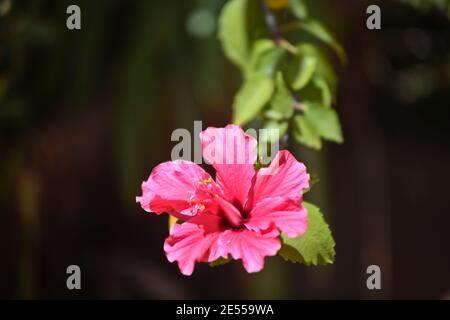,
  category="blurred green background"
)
[1,0,449,299]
